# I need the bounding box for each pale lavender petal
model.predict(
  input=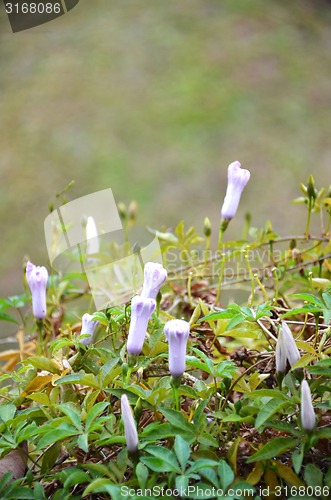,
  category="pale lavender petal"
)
[121,394,139,452]
[275,330,287,373]
[79,313,99,345]
[164,319,190,377]
[26,261,48,319]
[301,380,316,431]
[280,321,300,367]
[221,161,250,221]
[127,296,156,355]
[141,262,167,300]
